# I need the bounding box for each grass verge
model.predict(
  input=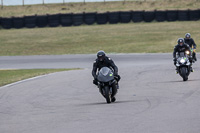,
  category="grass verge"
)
[0,21,199,56]
[0,69,78,87]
